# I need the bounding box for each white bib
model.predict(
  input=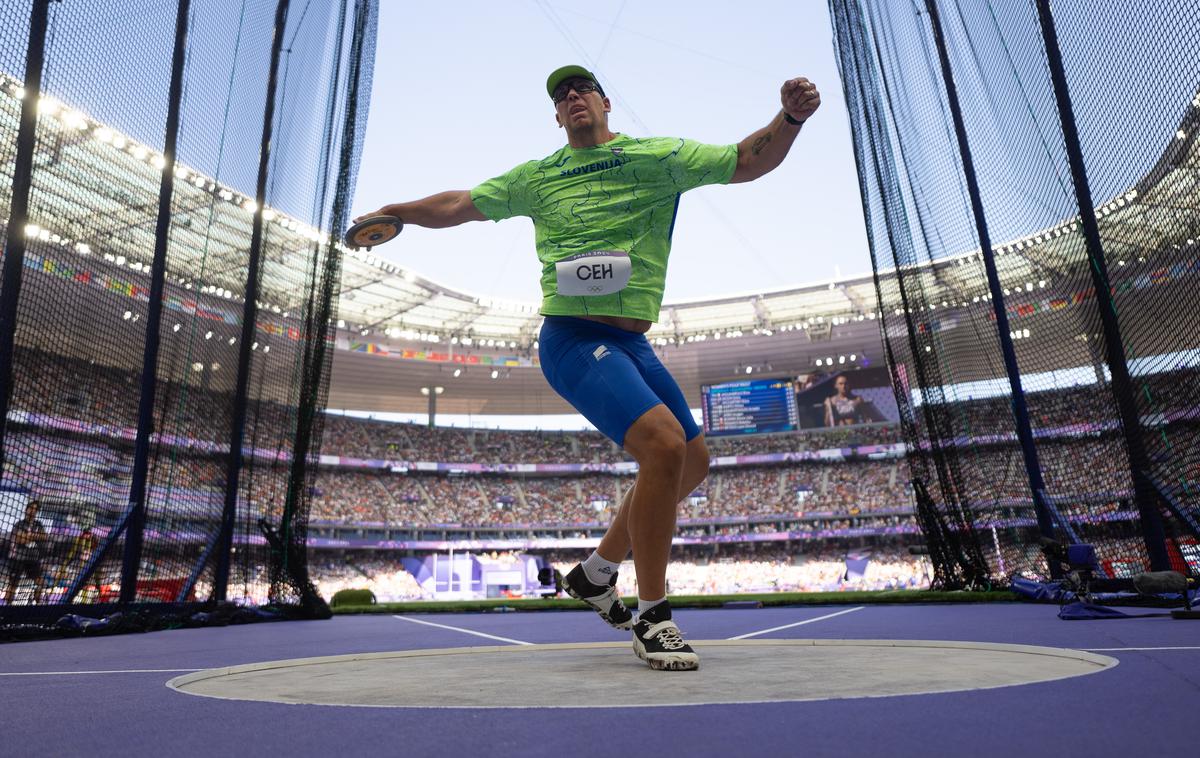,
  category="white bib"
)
[555,251,632,296]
